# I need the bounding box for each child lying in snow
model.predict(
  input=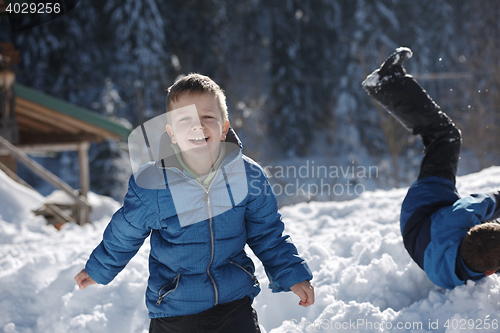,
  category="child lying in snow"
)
[362,47,500,289]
